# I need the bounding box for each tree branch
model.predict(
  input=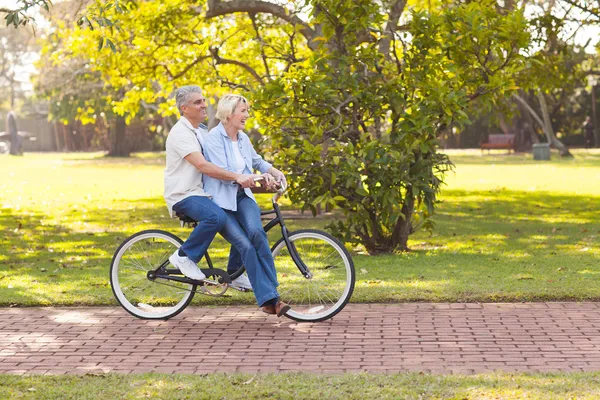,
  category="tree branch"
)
[210,47,264,85]
[560,0,600,19]
[249,13,271,78]
[379,0,408,59]
[513,93,546,133]
[202,0,316,47]
[172,55,212,80]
